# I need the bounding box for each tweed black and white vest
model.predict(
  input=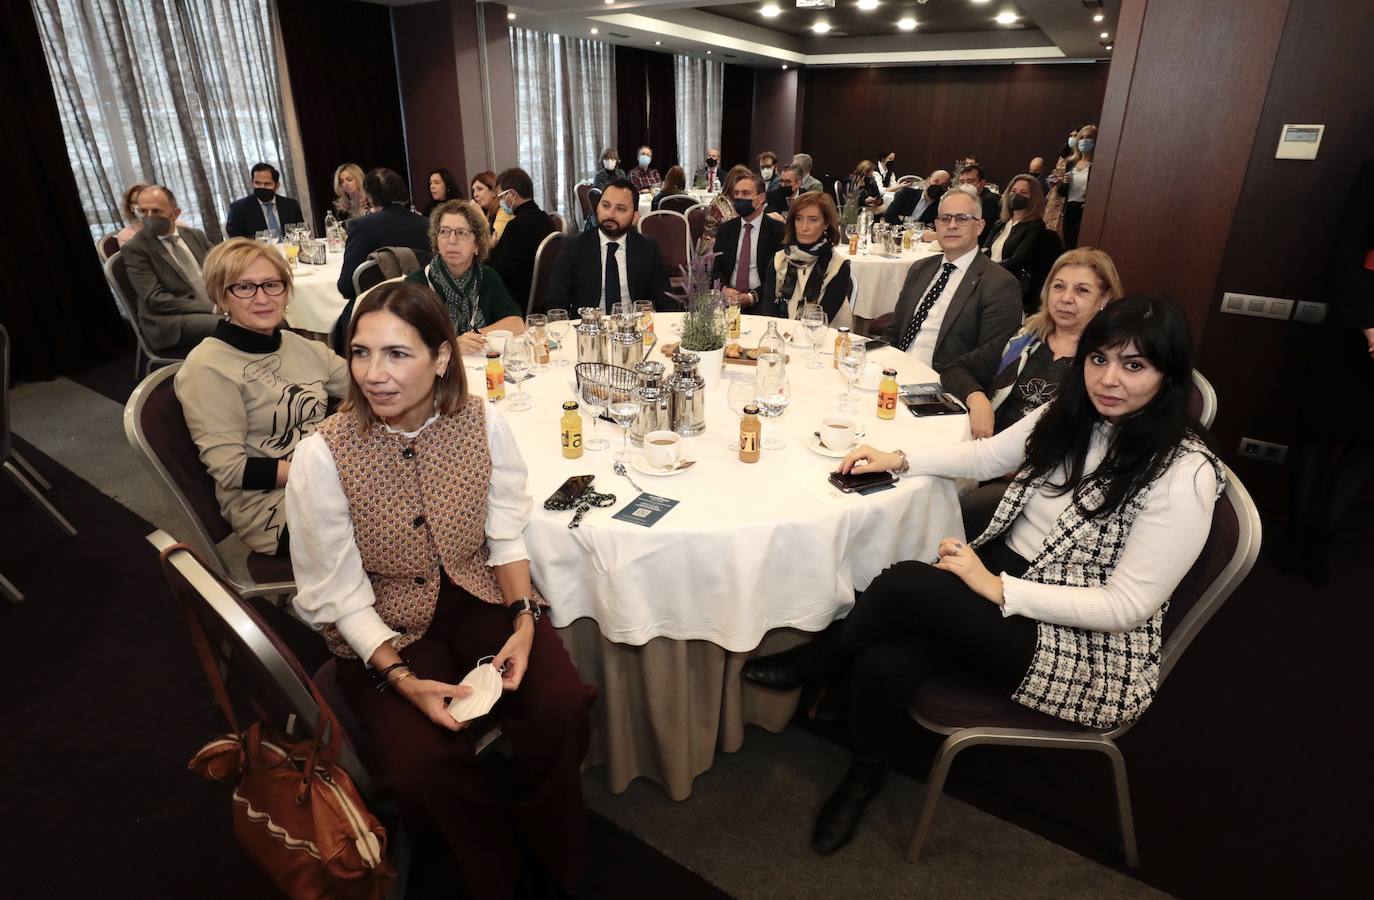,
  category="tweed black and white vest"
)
[971,431,1224,729]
